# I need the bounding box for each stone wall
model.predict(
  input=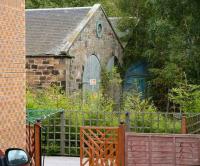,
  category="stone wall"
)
[0,0,26,151]
[26,6,123,92]
[26,57,67,89]
[67,7,123,91]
